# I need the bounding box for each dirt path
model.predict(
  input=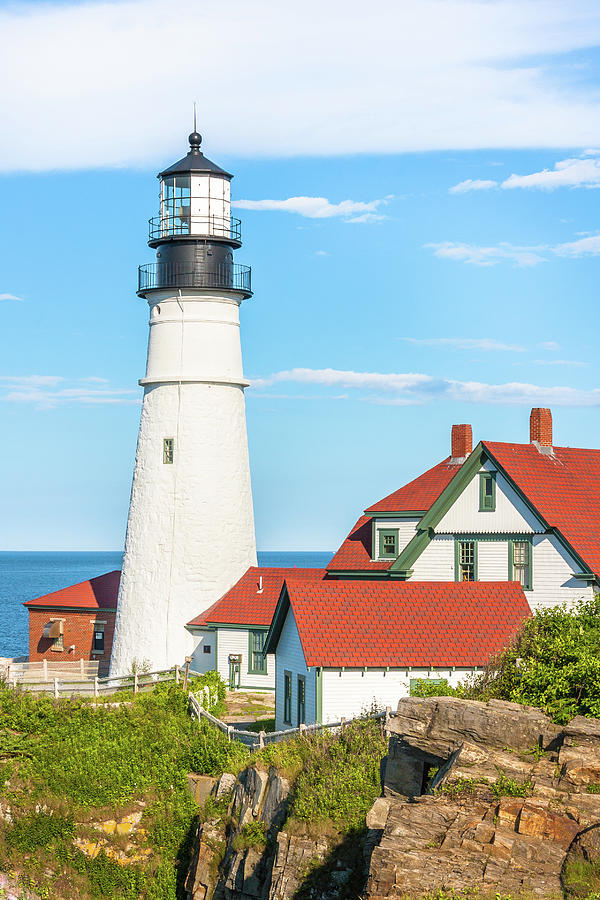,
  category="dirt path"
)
[223,691,275,726]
